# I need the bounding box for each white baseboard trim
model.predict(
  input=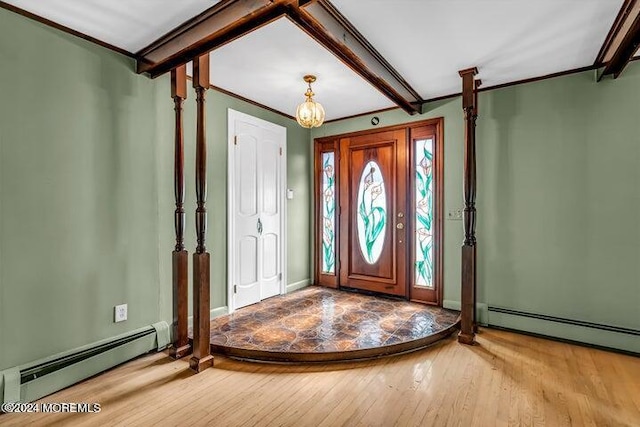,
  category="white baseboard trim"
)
[443,300,488,326]
[188,306,229,327]
[287,279,311,293]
